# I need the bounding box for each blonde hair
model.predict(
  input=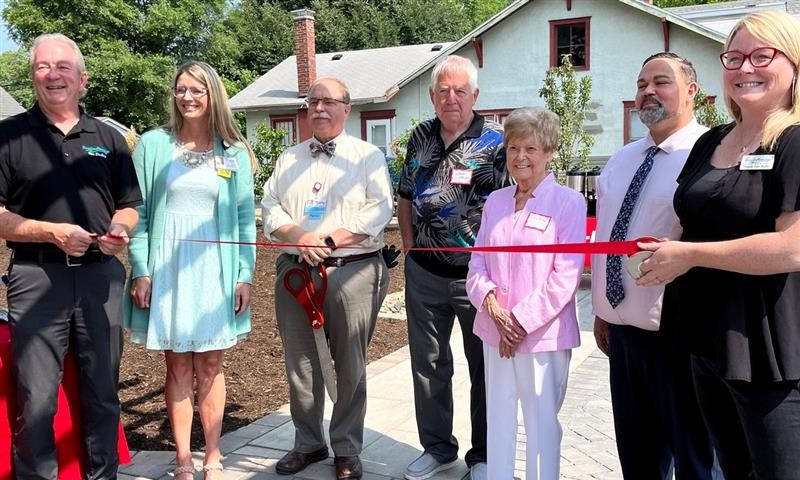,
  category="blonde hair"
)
[503,107,560,153]
[166,61,257,170]
[724,11,800,150]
